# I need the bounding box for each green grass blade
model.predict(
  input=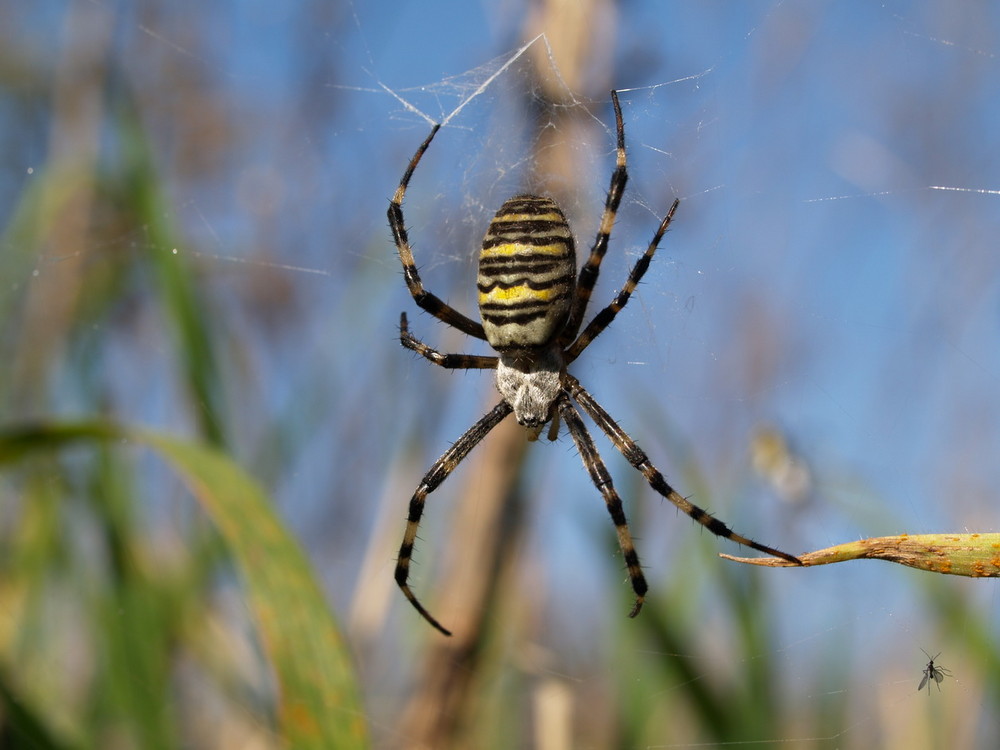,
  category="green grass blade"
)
[0,421,369,750]
[0,666,82,750]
